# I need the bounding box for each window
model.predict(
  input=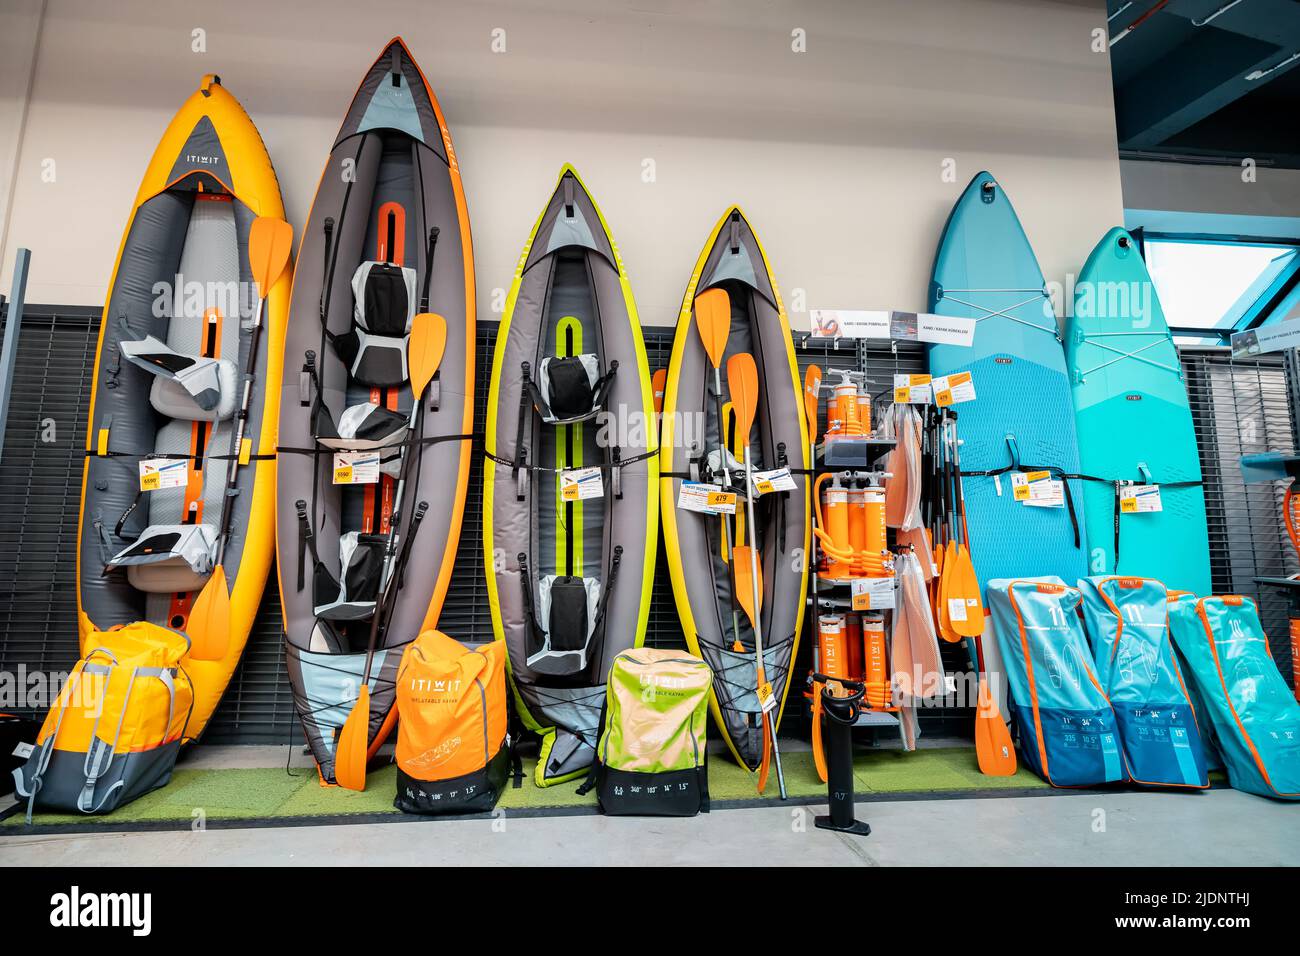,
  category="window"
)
[1143,237,1300,338]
